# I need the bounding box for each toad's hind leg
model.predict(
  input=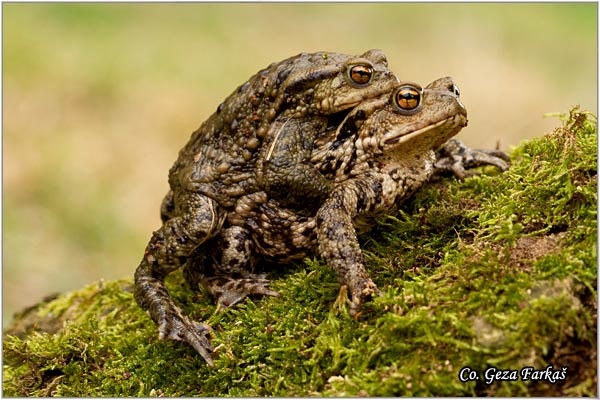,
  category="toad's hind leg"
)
[203,274,280,308]
[134,192,226,367]
[184,225,280,308]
